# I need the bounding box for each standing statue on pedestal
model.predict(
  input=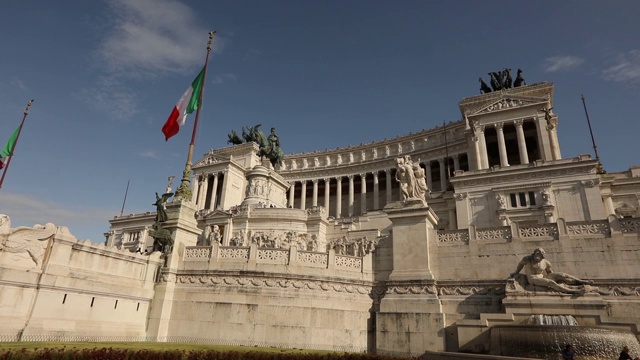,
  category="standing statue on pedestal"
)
[395,156,427,202]
[150,183,174,255]
[412,162,429,201]
[510,248,594,294]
